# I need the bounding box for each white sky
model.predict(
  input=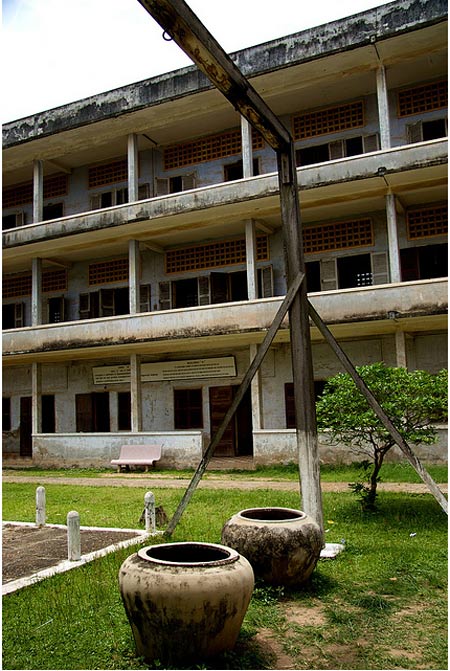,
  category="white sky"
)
[3,0,389,122]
